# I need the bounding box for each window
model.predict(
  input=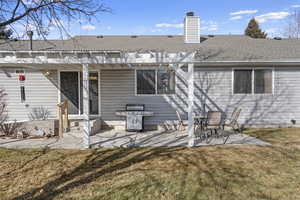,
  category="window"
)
[157,70,176,94]
[233,69,273,94]
[254,69,272,94]
[136,69,176,95]
[136,70,156,95]
[234,69,252,94]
